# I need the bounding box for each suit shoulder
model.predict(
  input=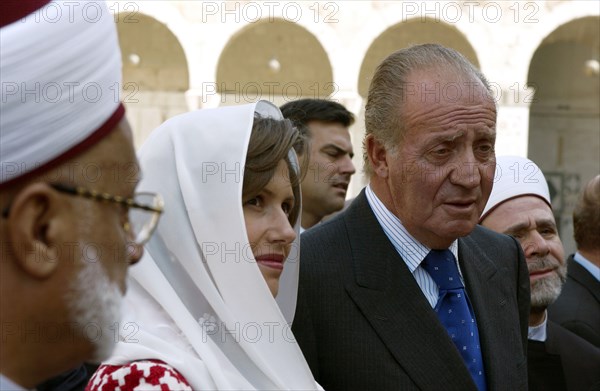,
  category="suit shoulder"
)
[301,214,348,246]
[470,224,517,246]
[548,321,600,362]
